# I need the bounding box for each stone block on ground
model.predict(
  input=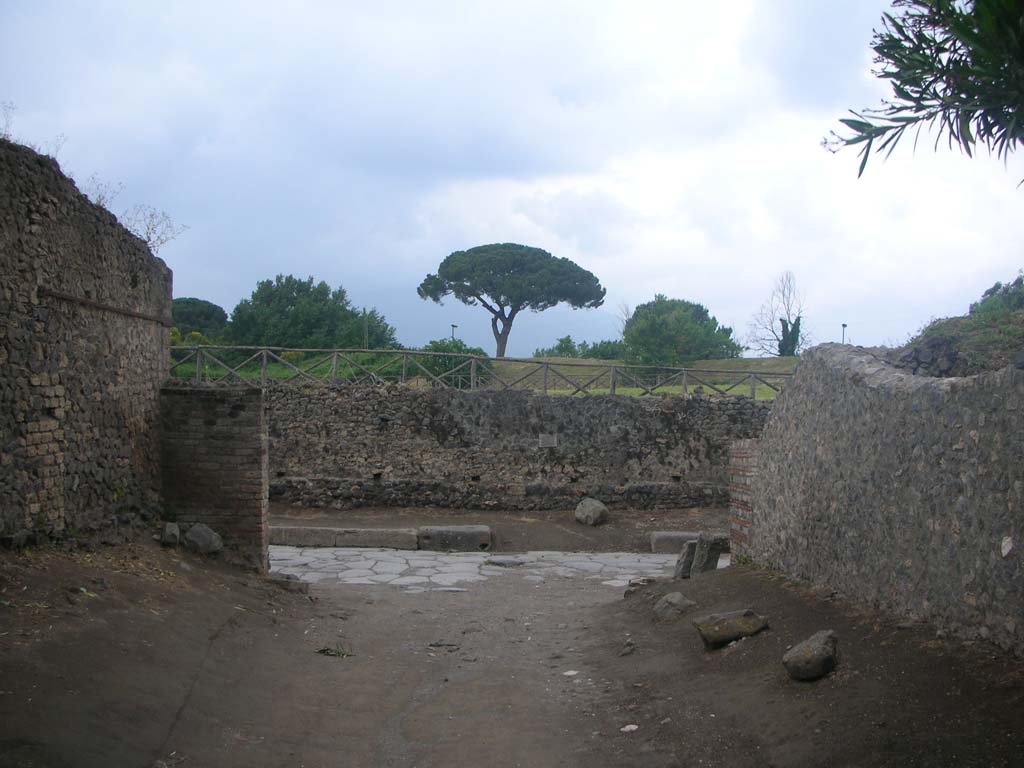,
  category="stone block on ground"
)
[783,630,838,681]
[270,526,337,548]
[653,591,697,621]
[674,540,697,579]
[160,522,180,547]
[417,525,492,552]
[485,556,527,567]
[690,531,730,576]
[693,608,769,649]
[574,497,608,526]
[184,524,223,555]
[650,530,701,554]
